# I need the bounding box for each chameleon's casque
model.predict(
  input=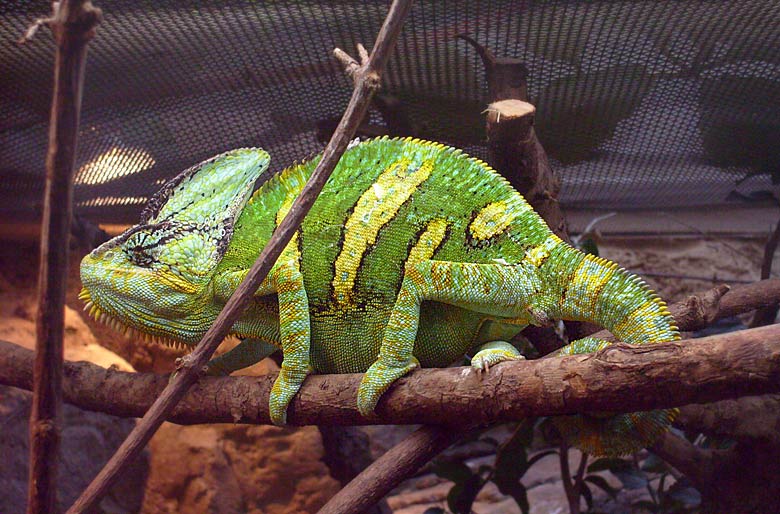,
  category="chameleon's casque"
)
[80,137,679,455]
